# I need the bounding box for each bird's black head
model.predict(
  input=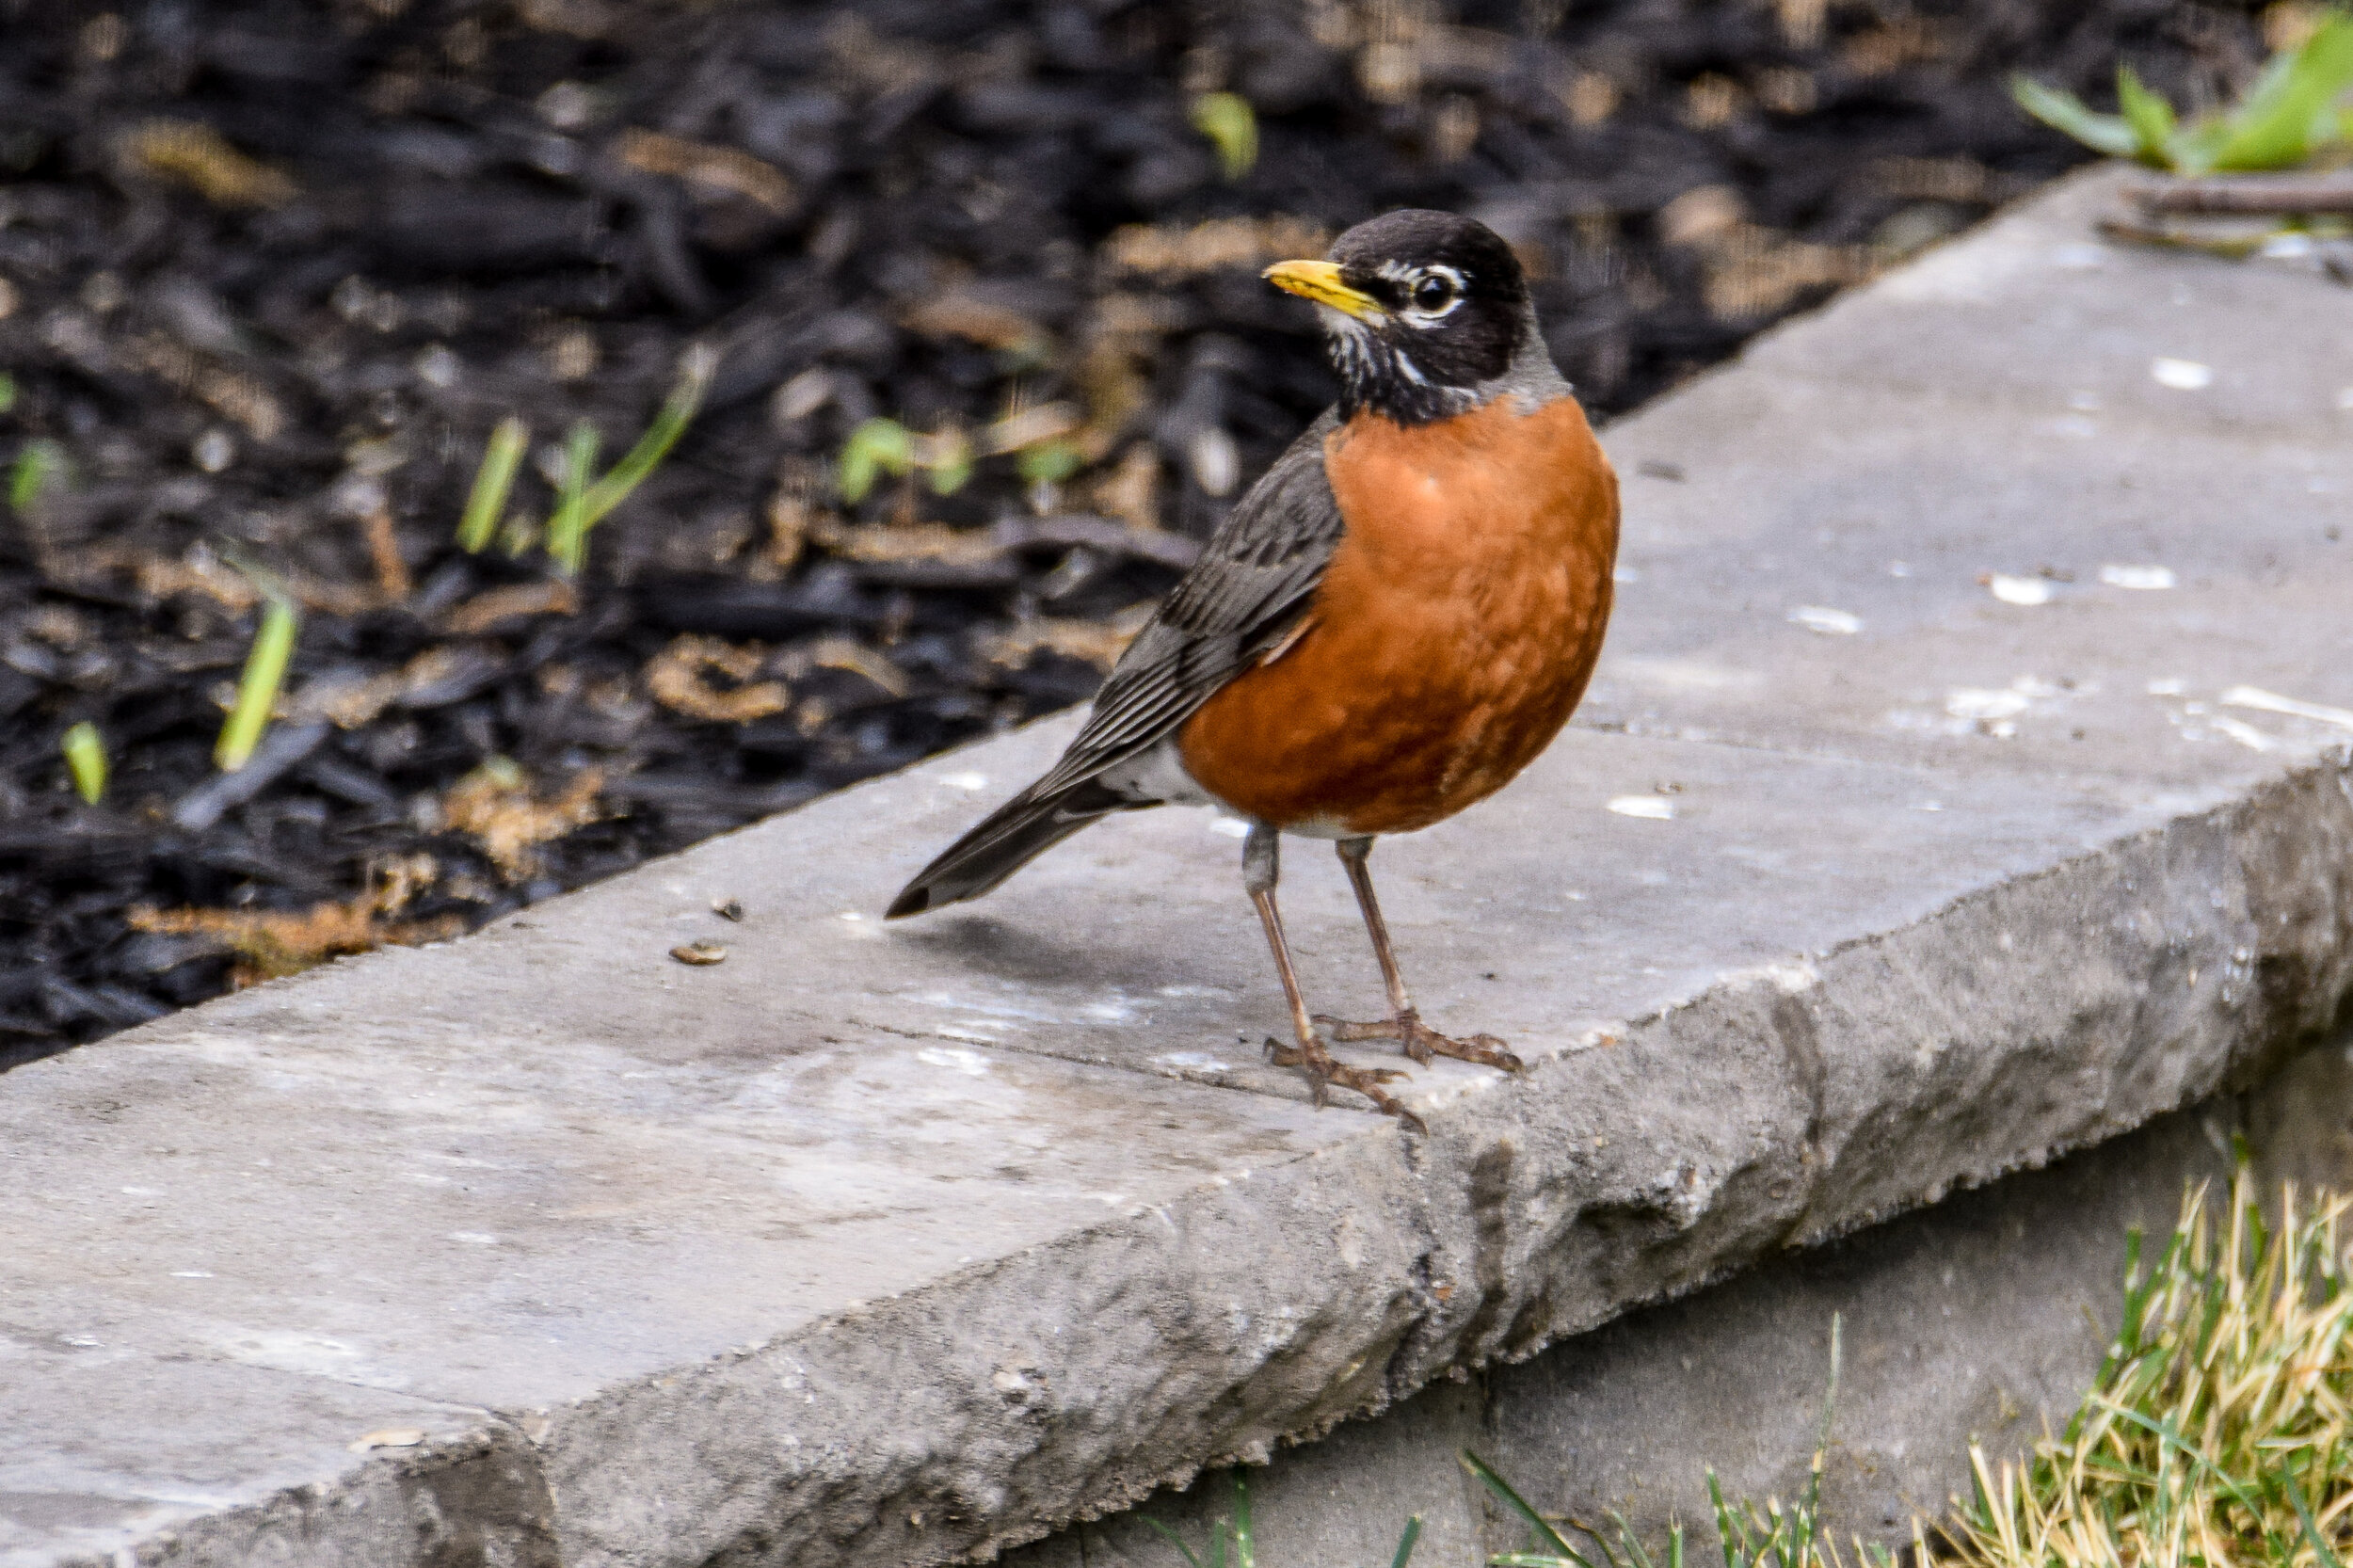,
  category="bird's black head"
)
[1264,210,1555,426]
